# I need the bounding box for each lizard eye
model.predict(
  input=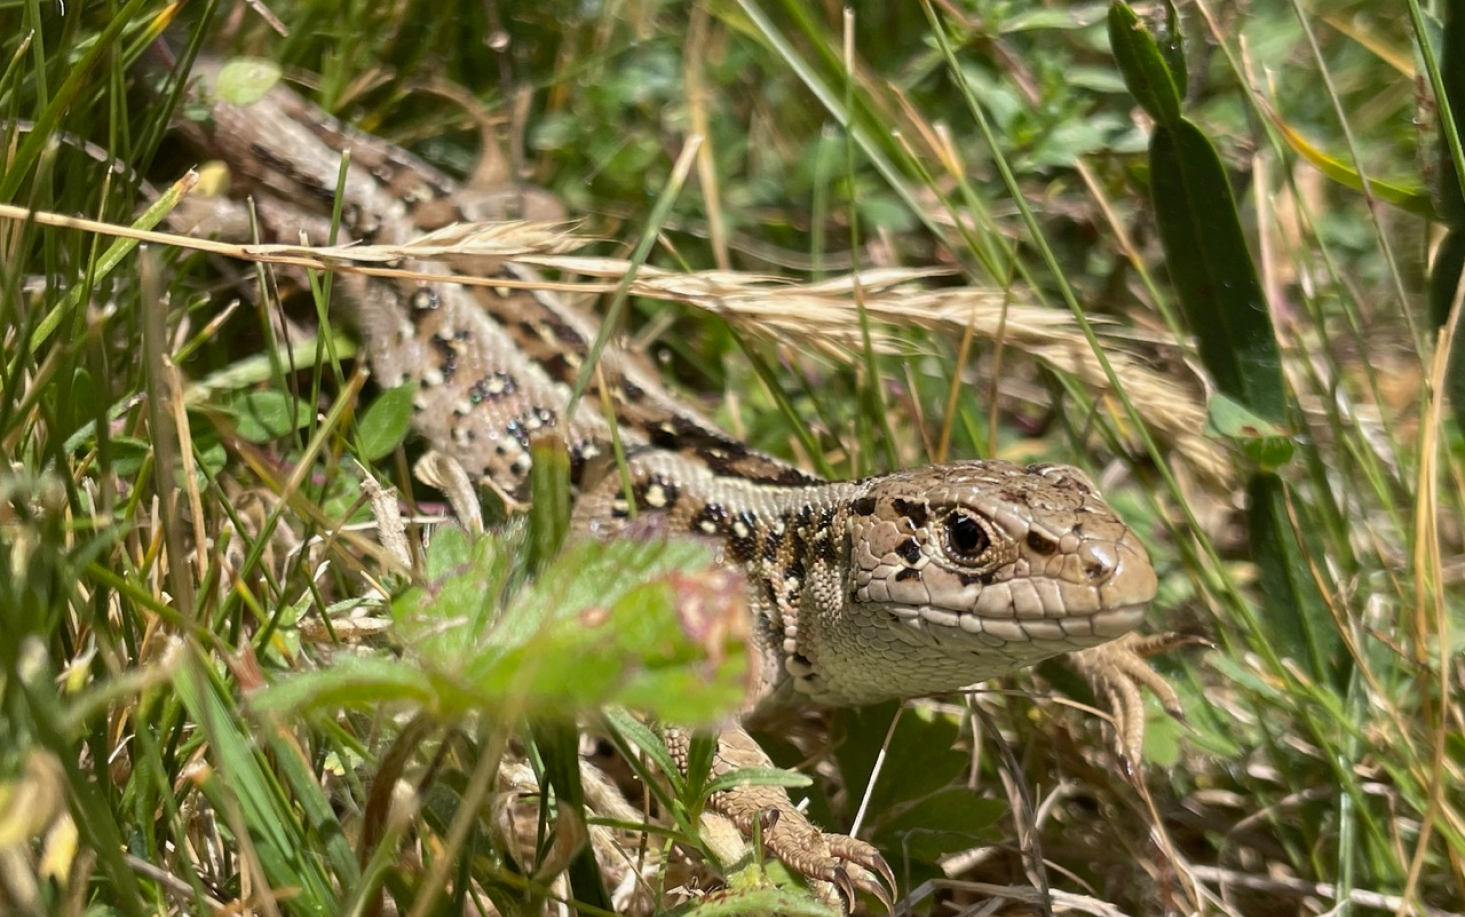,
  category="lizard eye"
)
[944,511,991,559]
